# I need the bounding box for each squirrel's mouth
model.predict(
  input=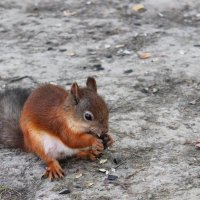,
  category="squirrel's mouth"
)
[89,127,108,138]
[88,128,101,138]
